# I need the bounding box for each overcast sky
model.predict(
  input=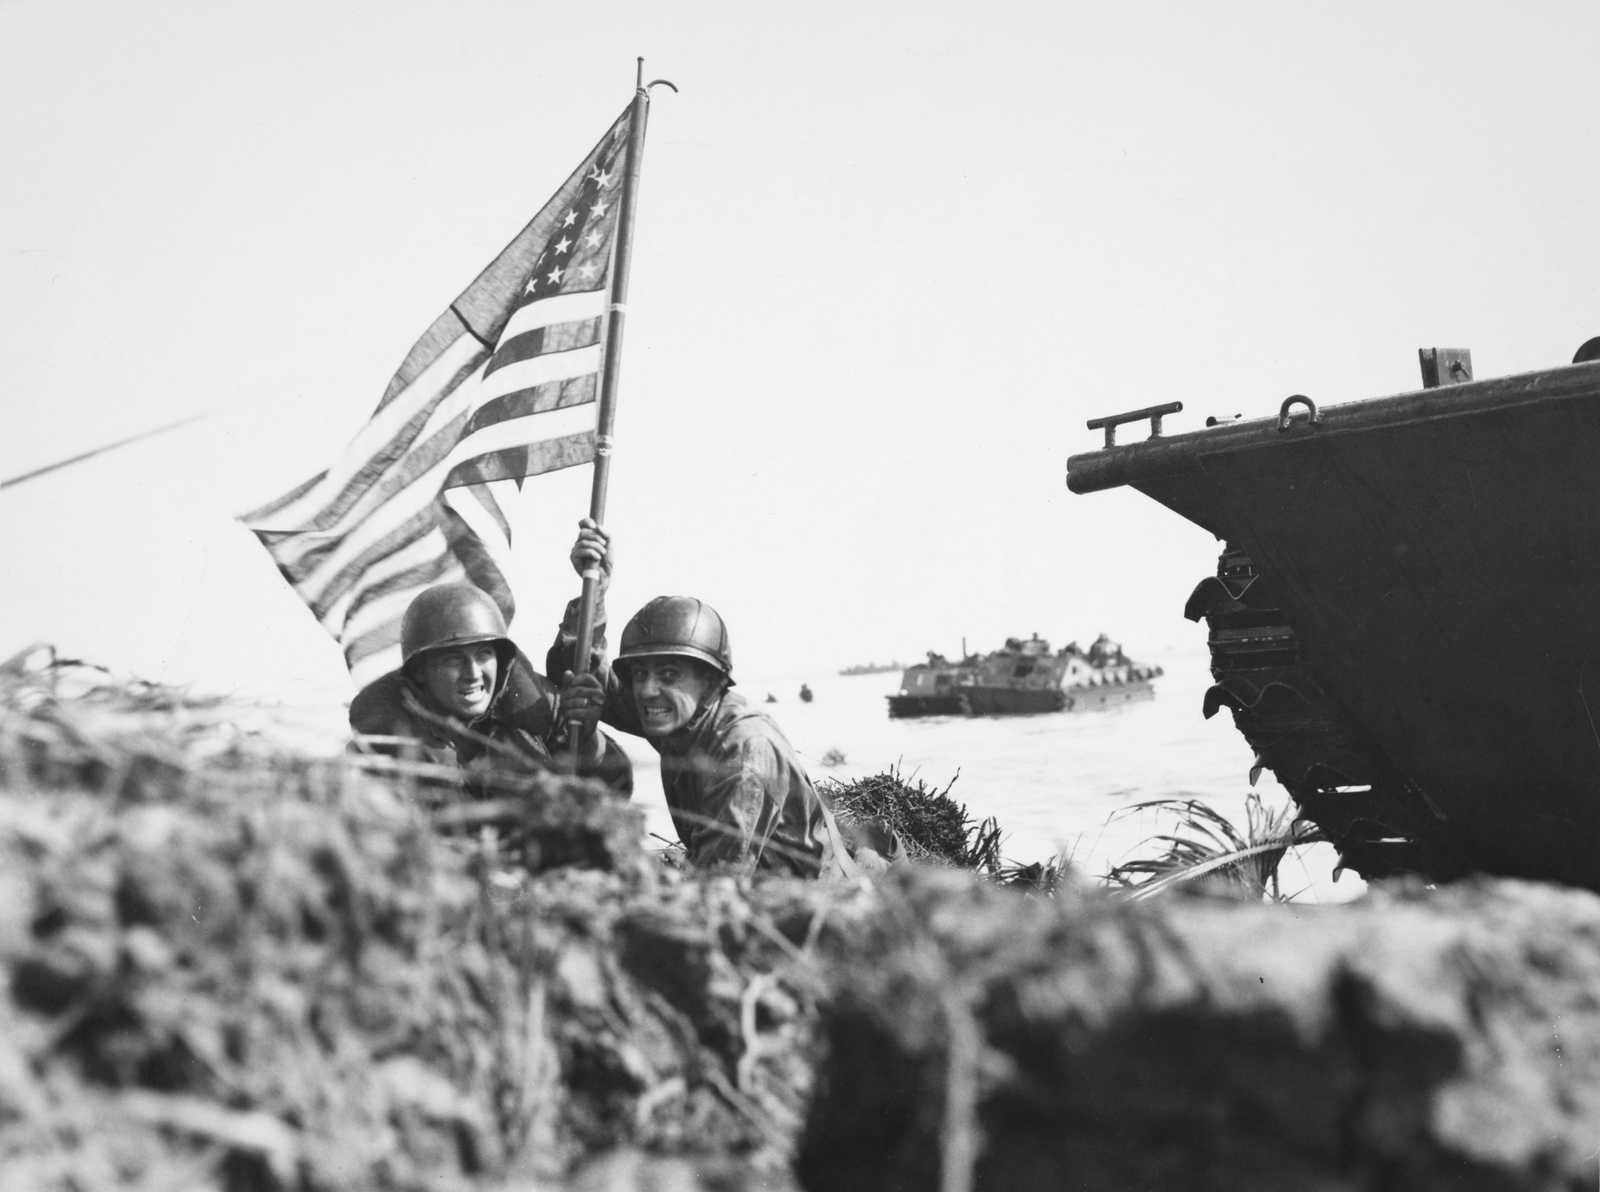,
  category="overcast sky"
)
[3,0,1597,706]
